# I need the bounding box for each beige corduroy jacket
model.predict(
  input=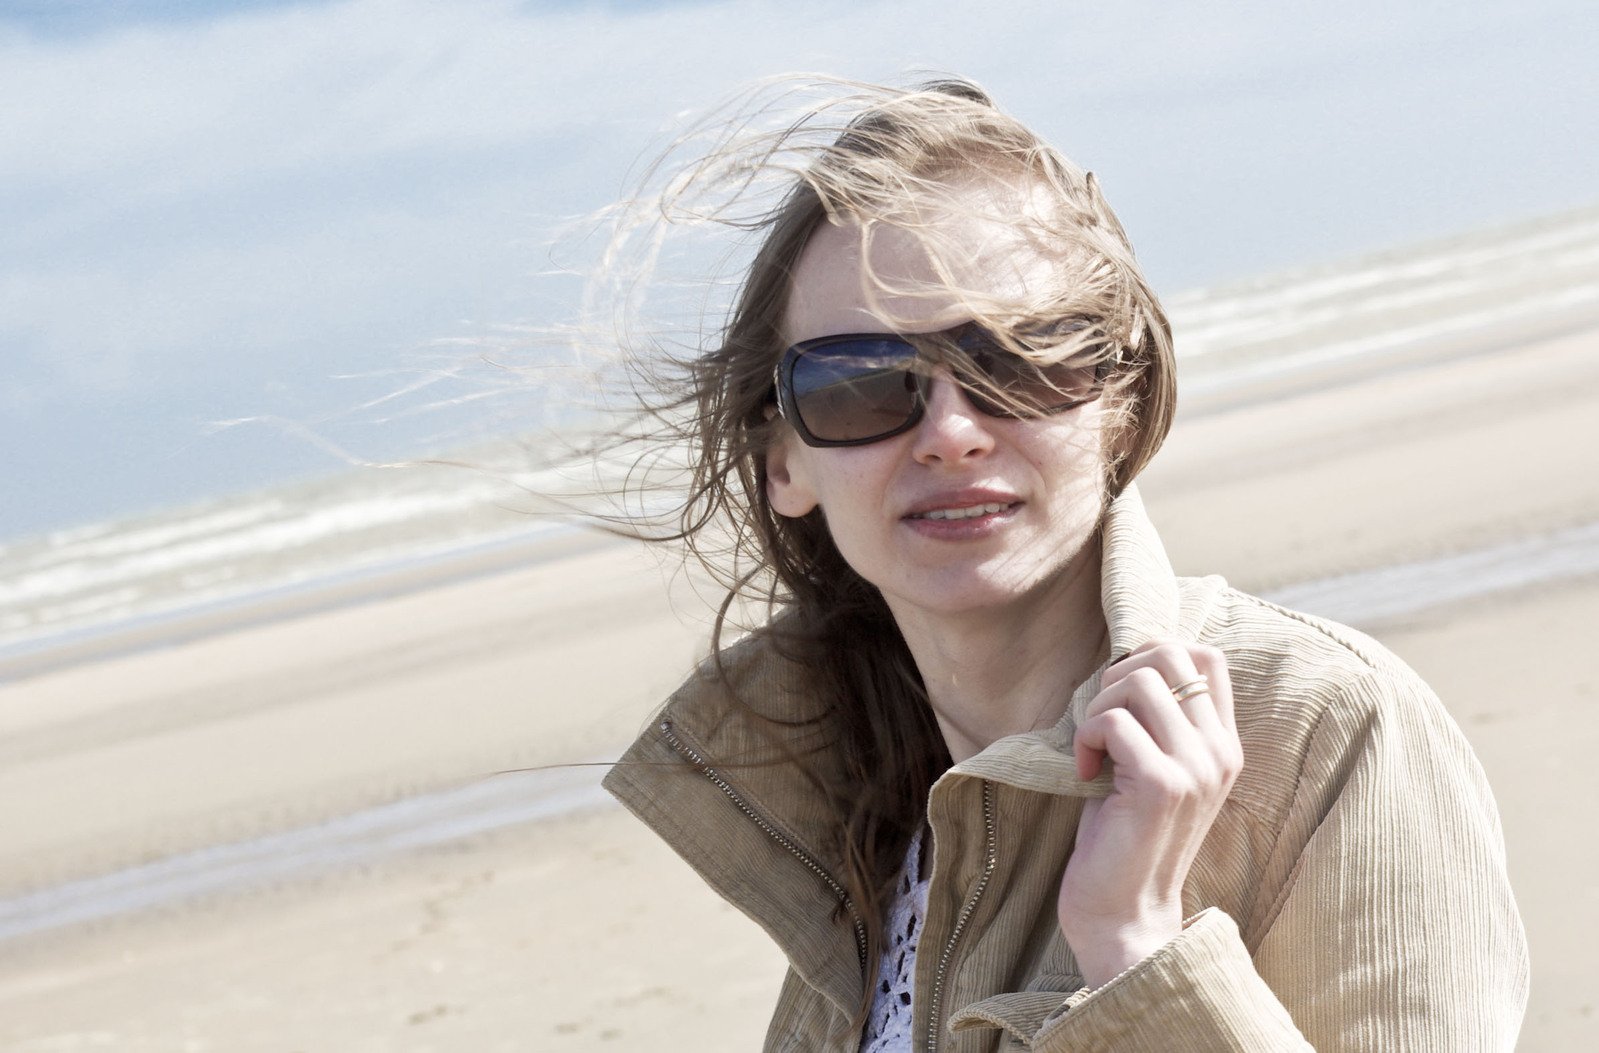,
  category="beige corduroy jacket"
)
[603,487,1529,1051]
